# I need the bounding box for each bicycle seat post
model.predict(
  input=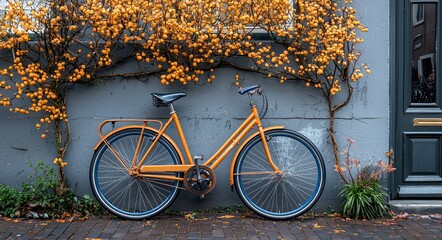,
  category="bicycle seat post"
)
[169,103,175,114]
